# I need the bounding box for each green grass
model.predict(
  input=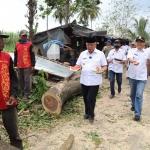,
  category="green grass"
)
[83,131,103,148]
[2,31,19,52]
